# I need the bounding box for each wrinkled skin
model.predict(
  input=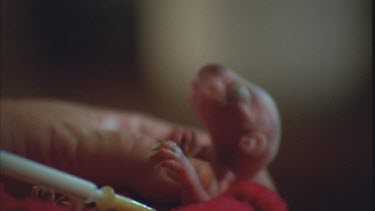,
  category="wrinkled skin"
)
[0,65,280,207]
[152,65,281,203]
[0,100,193,205]
[190,65,281,180]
